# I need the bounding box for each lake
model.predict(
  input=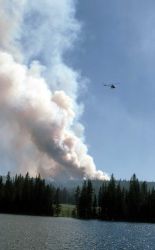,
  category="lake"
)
[0,214,155,250]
